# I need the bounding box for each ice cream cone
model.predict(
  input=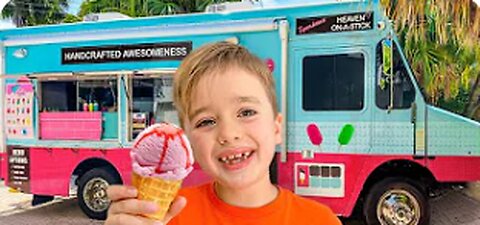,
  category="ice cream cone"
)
[132,172,182,221]
[130,123,194,220]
